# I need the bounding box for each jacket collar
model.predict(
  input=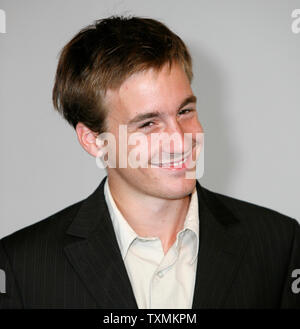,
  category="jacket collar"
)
[192,181,248,308]
[64,176,248,309]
